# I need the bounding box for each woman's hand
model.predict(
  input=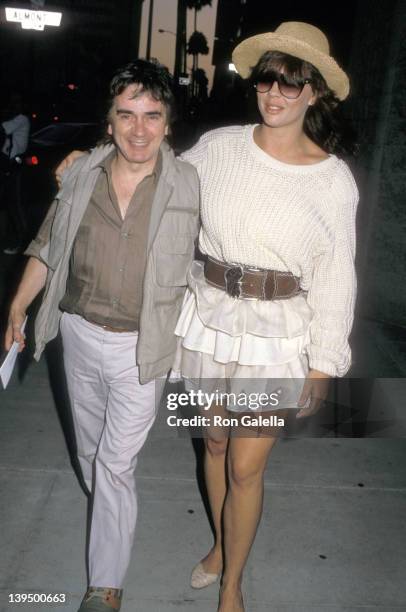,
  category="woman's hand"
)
[296,369,331,418]
[55,150,86,186]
